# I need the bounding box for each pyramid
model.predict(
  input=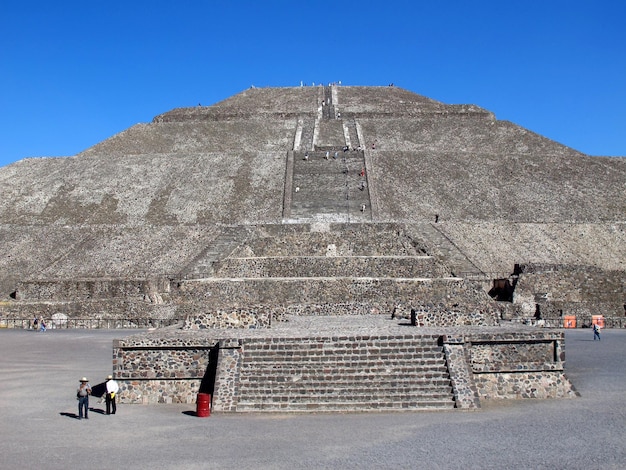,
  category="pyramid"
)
[0,85,623,328]
[6,85,620,410]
